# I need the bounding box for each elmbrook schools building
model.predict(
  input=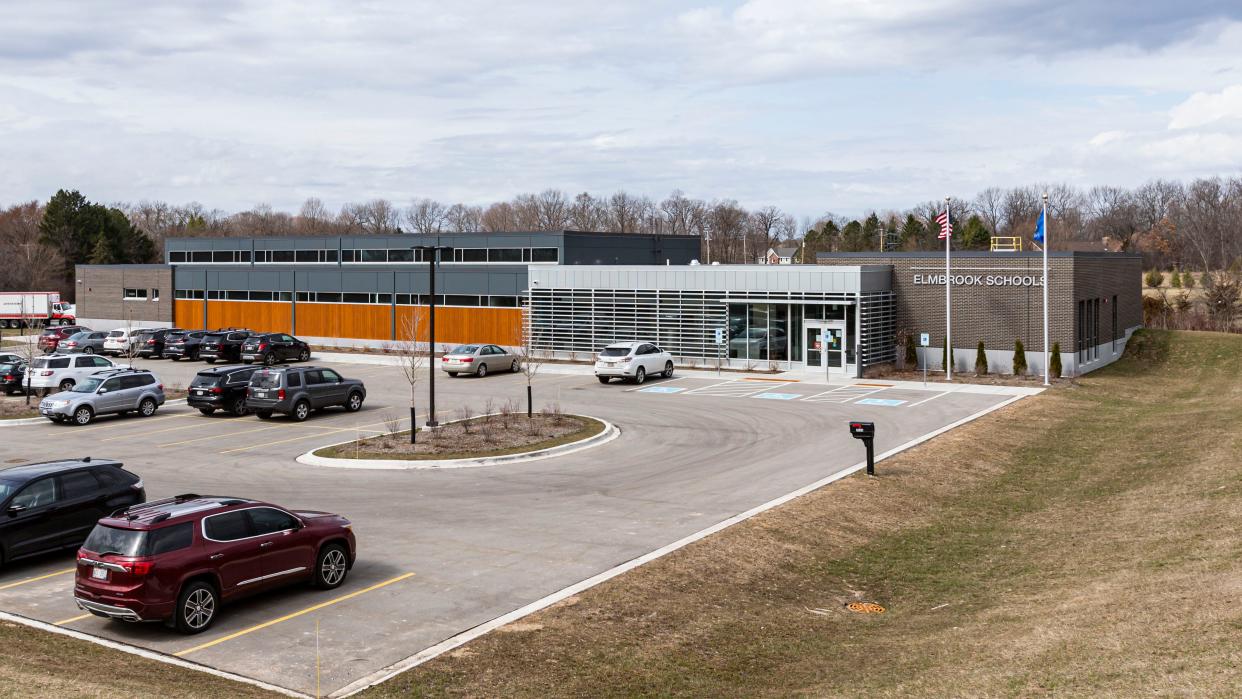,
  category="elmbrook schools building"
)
[75,231,1141,377]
